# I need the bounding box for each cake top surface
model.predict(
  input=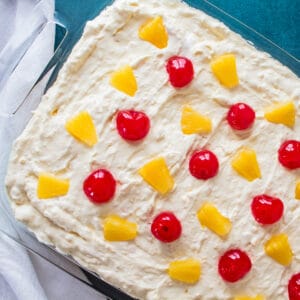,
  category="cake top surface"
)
[6,0,300,299]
